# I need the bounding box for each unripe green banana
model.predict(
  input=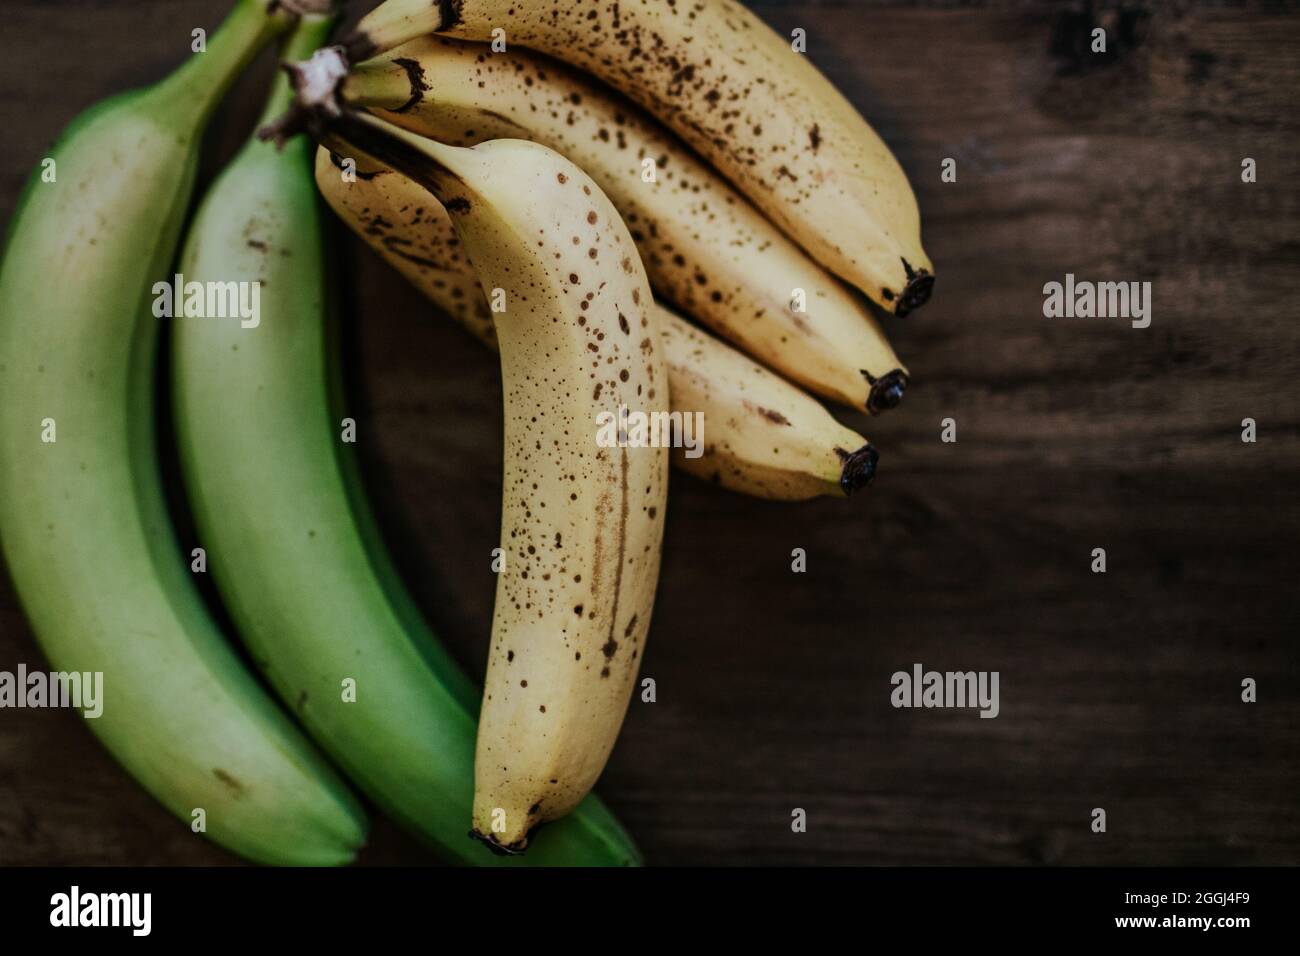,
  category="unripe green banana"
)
[315,113,668,852]
[173,22,640,866]
[342,0,935,314]
[0,0,366,866]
